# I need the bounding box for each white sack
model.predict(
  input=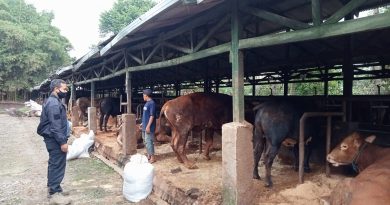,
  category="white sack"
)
[66,131,95,160]
[123,154,154,202]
